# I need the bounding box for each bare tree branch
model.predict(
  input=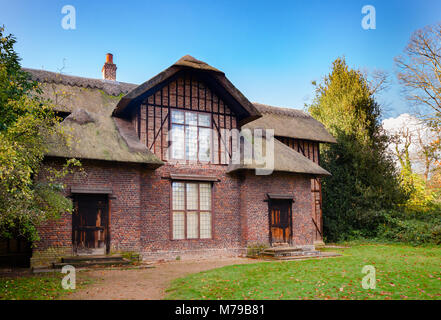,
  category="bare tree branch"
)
[395,23,441,118]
